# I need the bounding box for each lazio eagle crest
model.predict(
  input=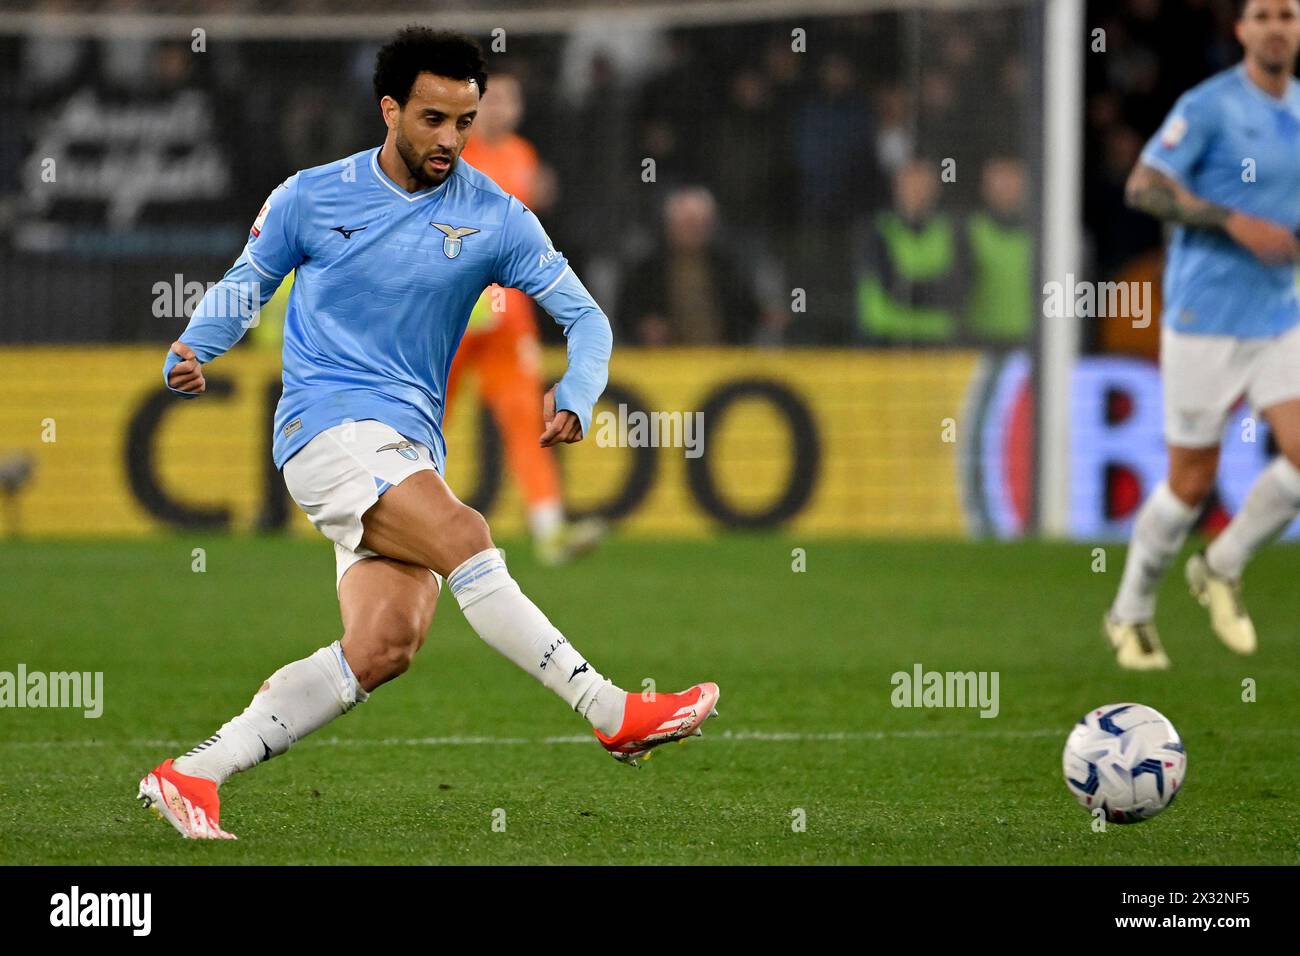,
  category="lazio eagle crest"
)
[375,440,419,461]
[431,222,479,259]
